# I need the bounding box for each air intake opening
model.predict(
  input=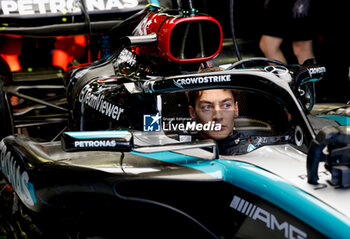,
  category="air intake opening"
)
[170,20,221,60]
